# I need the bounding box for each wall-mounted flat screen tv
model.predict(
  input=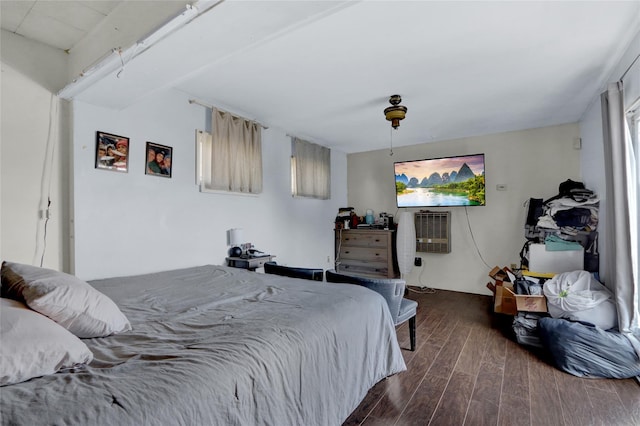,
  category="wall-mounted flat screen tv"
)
[394,153,485,207]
